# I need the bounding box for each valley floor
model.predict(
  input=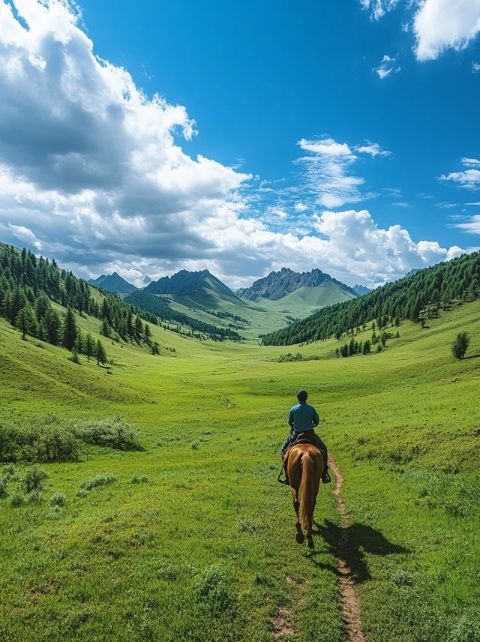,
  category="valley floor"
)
[0,301,479,641]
